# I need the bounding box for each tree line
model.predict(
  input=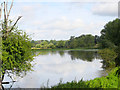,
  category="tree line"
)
[31,34,100,49]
